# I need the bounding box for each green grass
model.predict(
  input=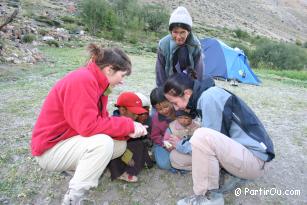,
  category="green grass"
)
[255,68,307,87]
